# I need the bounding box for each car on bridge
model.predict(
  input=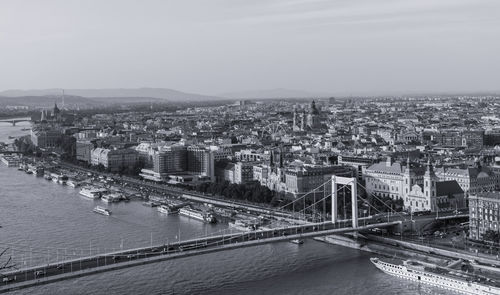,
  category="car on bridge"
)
[2,276,15,283]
